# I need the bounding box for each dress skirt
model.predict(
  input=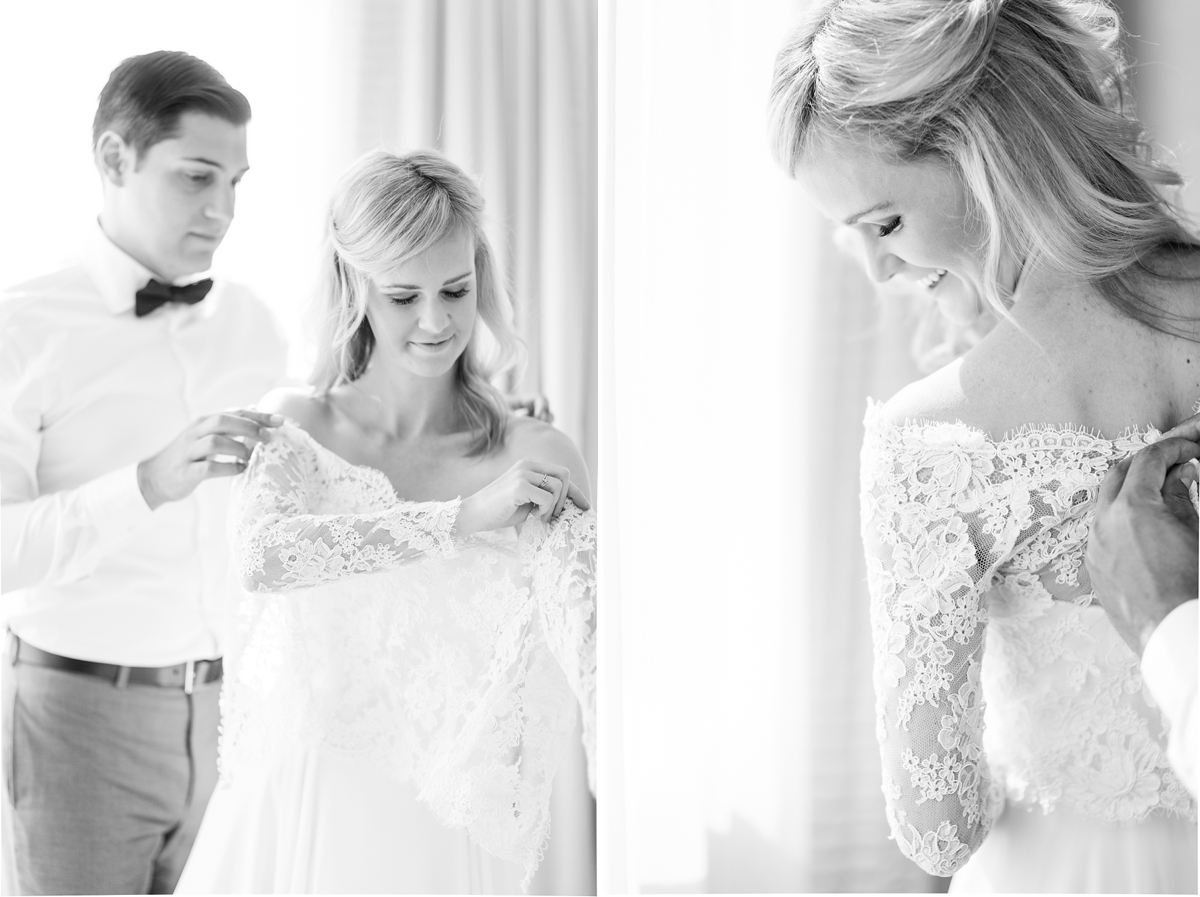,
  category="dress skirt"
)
[949,804,1198,894]
[175,746,523,894]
